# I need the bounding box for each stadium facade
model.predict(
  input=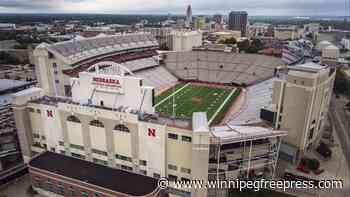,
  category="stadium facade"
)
[11,33,336,197]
